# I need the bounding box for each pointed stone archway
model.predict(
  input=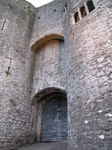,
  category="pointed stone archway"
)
[32,87,68,142]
